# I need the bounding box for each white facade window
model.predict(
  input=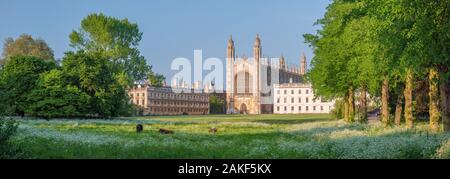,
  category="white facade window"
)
[273,83,335,114]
